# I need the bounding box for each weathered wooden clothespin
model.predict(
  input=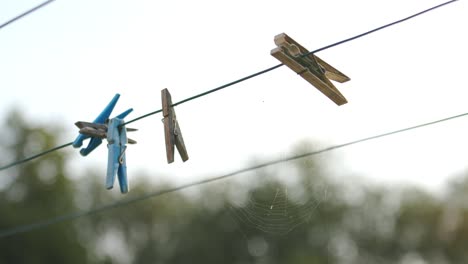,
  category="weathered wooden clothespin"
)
[162,88,189,163]
[271,33,350,105]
